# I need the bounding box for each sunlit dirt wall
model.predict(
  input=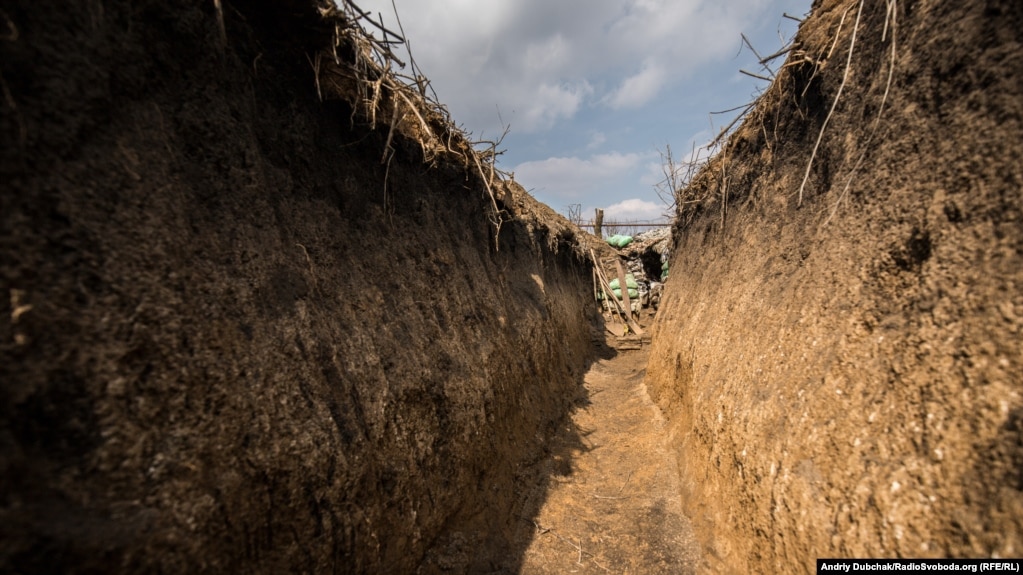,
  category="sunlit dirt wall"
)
[647,1,1023,572]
